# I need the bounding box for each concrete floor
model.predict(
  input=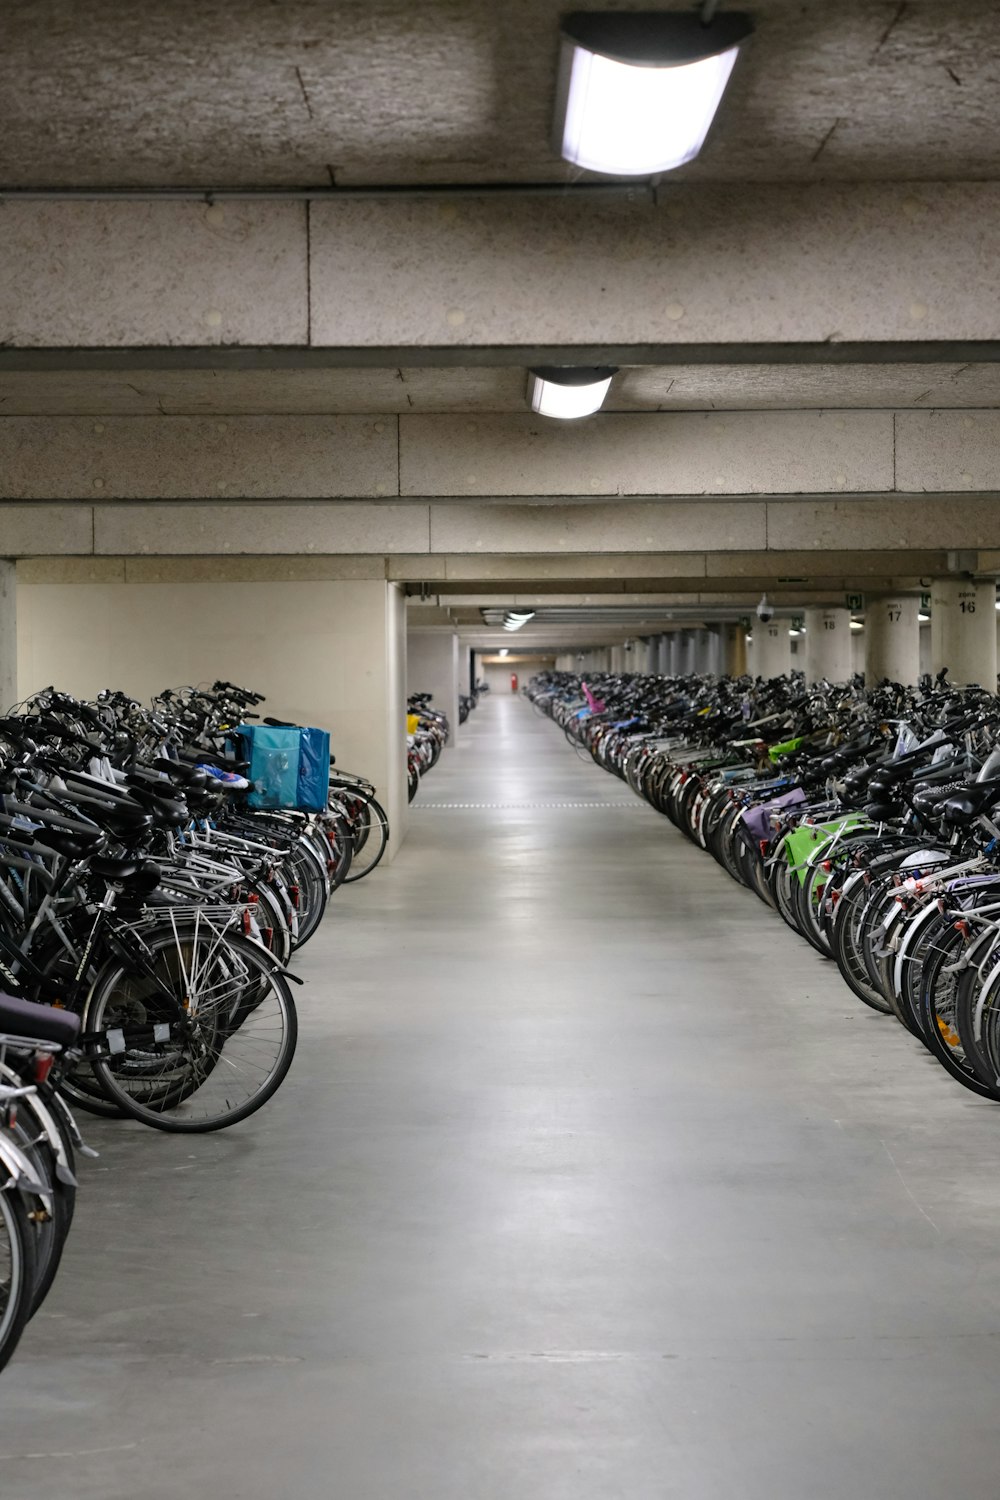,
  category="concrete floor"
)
[5,691,1000,1497]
